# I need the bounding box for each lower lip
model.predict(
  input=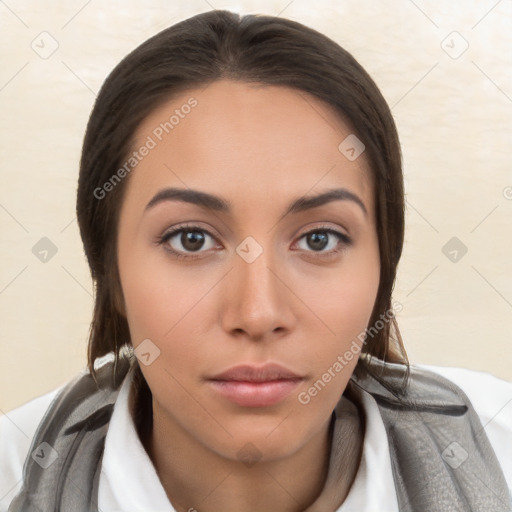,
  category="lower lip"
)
[208,379,302,407]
